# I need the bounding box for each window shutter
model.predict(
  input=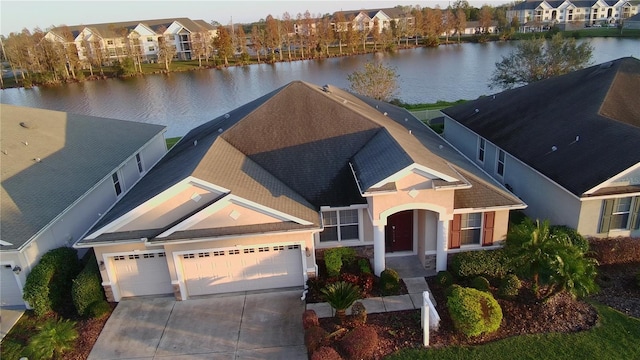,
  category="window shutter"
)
[482,212,495,246]
[449,214,461,249]
[599,199,614,233]
[631,196,640,230]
